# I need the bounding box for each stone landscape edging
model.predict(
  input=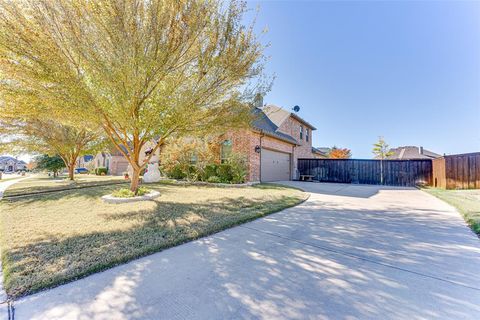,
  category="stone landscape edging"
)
[101,190,161,204]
